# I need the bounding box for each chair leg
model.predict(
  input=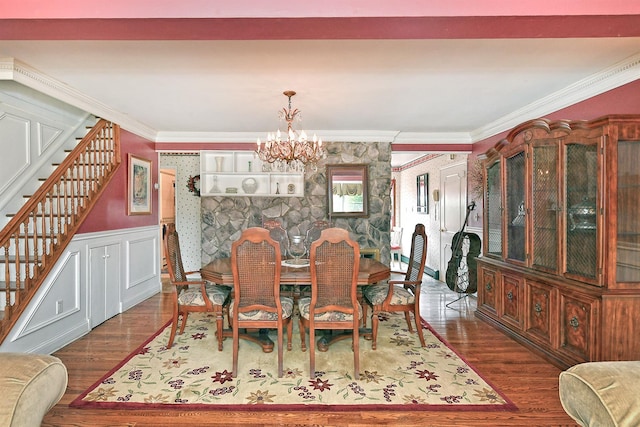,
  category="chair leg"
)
[167,316,179,349]
[414,311,426,347]
[309,325,316,379]
[361,303,368,328]
[286,317,293,351]
[232,321,239,377]
[277,325,284,378]
[299,318,307,352]
[353,320,360,380]
[215,307,224,351]
[179,311,190,334]
[404,311,414,333]
[371,309,379,350]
